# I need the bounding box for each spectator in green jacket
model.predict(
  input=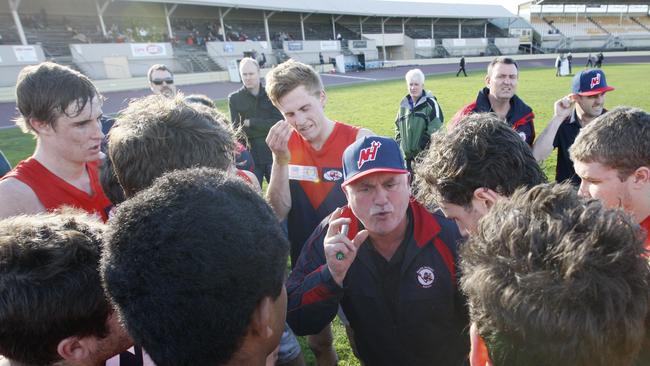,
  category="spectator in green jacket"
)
[395,68,444,171]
